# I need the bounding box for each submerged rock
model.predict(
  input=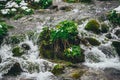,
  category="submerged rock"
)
[85,52,101,63]
[68,69,86,79]
[98,45,116,57]
[4,63,23,76]
[59,6,72,11]
[85,37,101,46]
[52,64,65,75]
[112,41,120,56]
[21,43,31,50]
[114,28,120,38]
[12,46,24,57]
[100,22,109,33]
